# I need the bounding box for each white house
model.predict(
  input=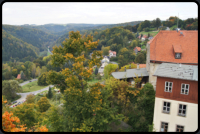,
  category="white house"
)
[109,50,116,58]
